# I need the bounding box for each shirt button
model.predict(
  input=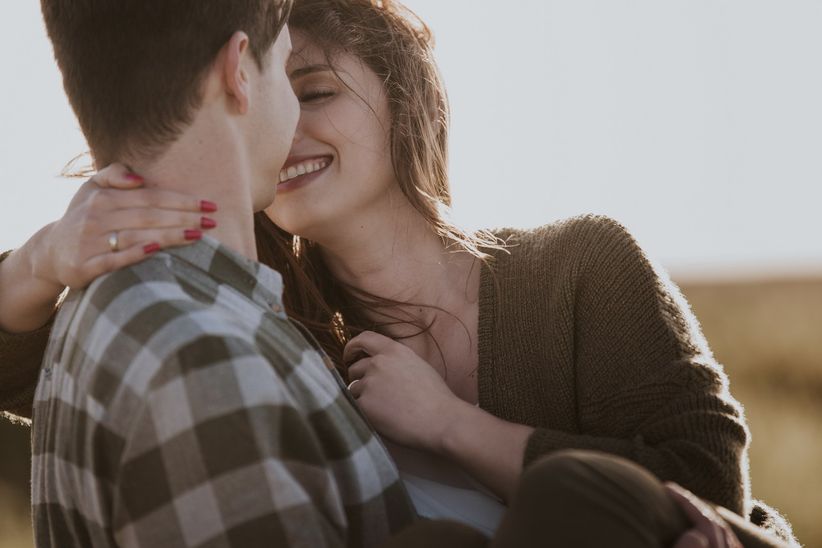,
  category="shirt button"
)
[271,304,283,314]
